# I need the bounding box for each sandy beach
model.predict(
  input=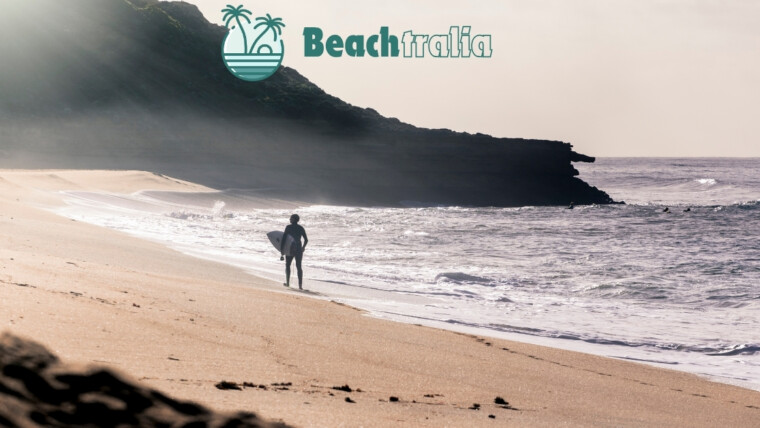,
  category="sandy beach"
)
[1,169,758,427]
